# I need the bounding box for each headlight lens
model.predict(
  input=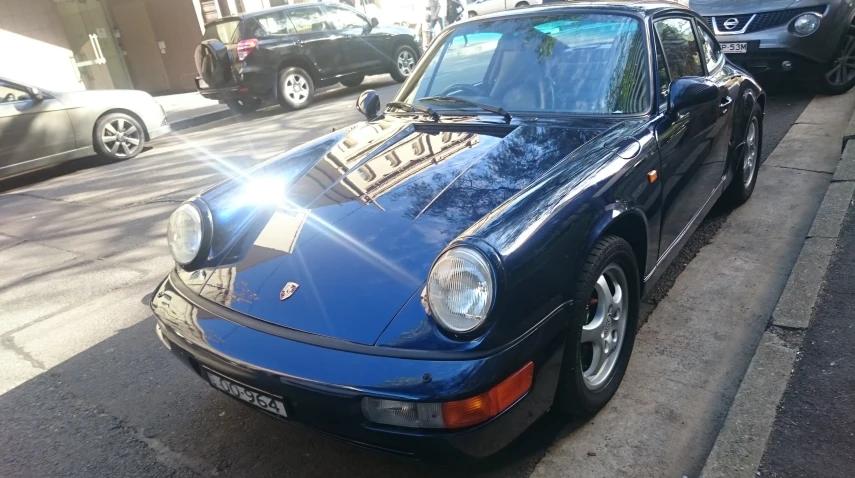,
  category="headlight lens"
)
[793,13,821,36]
[167,203,203,265]
[427,247,494,333]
